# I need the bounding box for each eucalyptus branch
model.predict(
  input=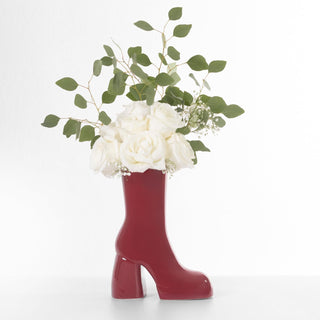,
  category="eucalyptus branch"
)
[60,117,101,128]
